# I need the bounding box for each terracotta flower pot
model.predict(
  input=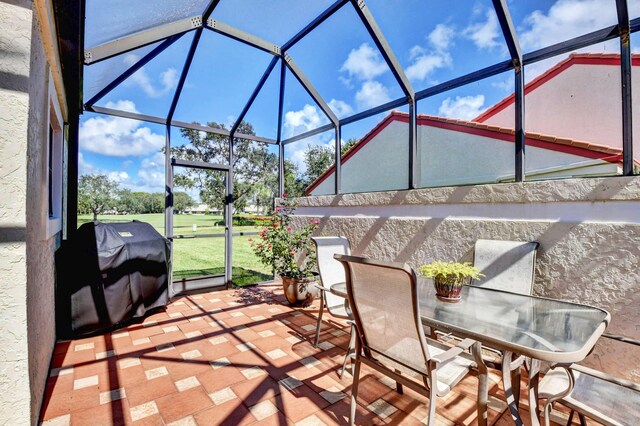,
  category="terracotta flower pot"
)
[434,274,466,303]
[281,276,318,306]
